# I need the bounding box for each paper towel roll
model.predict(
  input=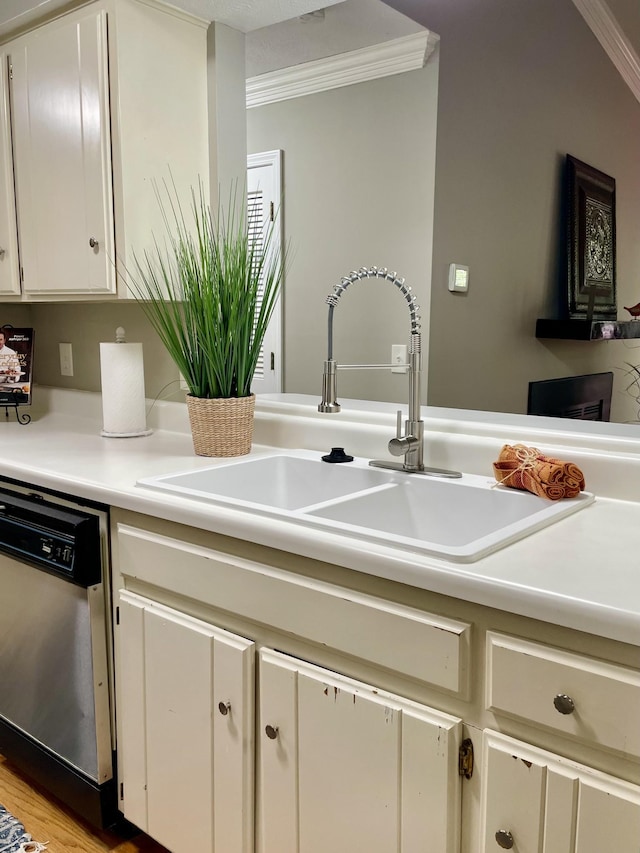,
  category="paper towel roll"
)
[100,340,152,437]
